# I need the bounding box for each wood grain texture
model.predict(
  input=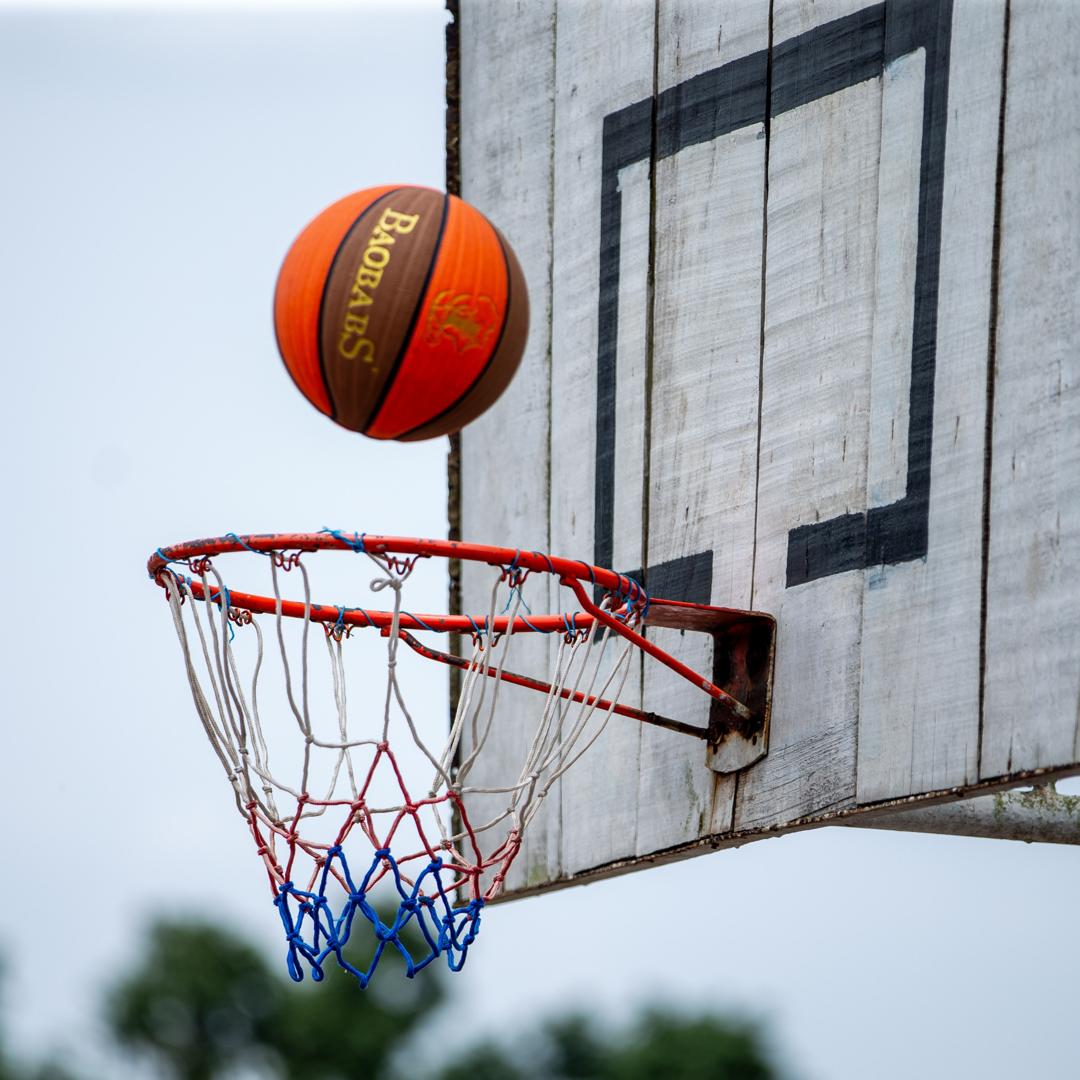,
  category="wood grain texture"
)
[982,0,1080,778]
[735,0,878,831]
[548,0,657,879]
[456,0,1080,896]
[457,0,557,894]
[855,0,1003,802]
[636,0,769,856]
